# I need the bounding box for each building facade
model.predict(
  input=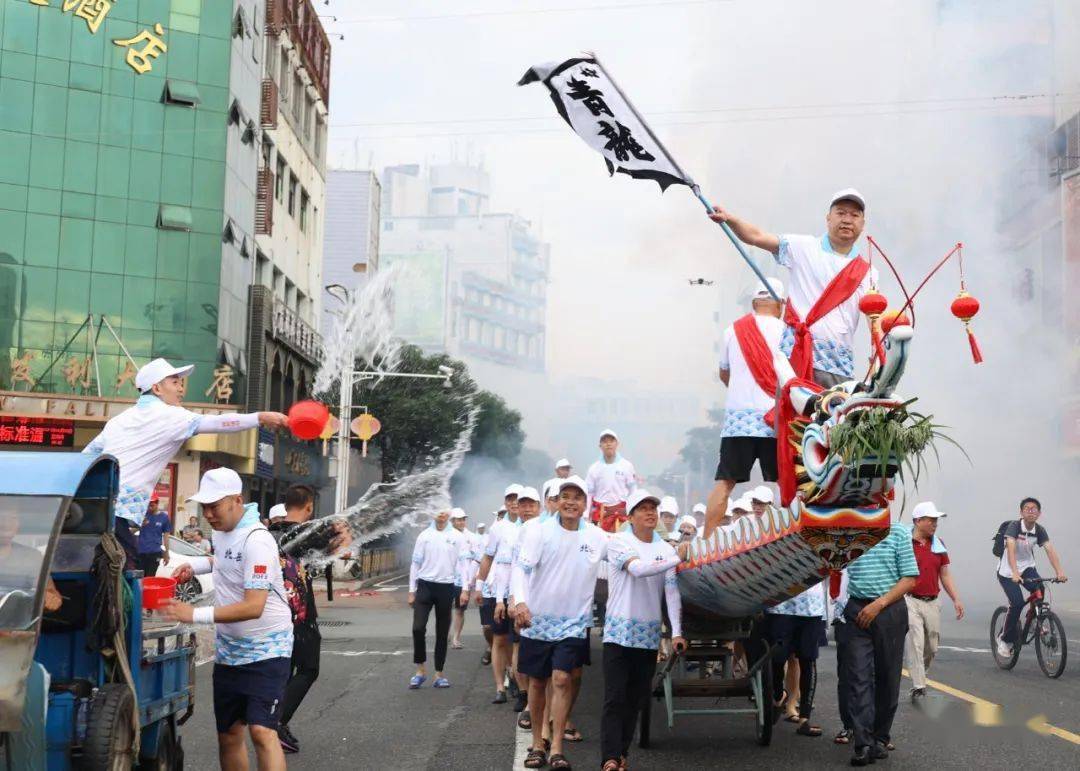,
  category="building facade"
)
[0,0,332,514]
[380,162,550,381]
[321,168,381,334]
